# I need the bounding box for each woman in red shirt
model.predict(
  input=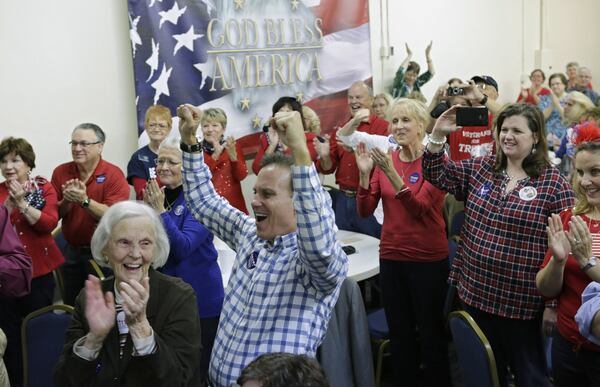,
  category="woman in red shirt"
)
[518,69,552,105]
[201,108,249,214]
[537,121,600,386]
[251,97,318,175]
[355,98,451,386]
[0,137,64,386]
